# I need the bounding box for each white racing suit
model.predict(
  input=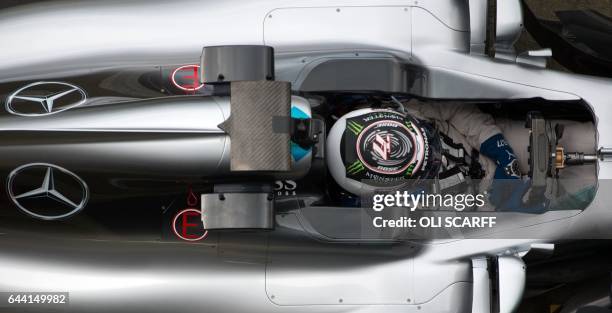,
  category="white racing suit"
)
[403,99,503,192]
